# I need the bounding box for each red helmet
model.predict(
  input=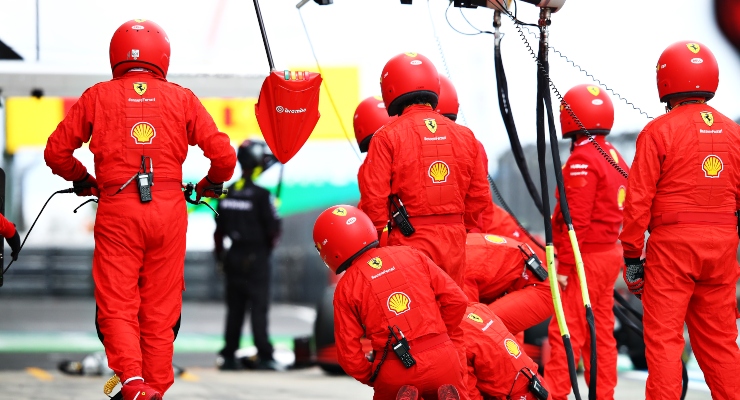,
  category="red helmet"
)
[353,96,396,153]
[436,75,459,121]
[560,84,614,138]
[313,205,379,274]
[656,41,718,103]
[110,19,171,78]
[380,52,440,116]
